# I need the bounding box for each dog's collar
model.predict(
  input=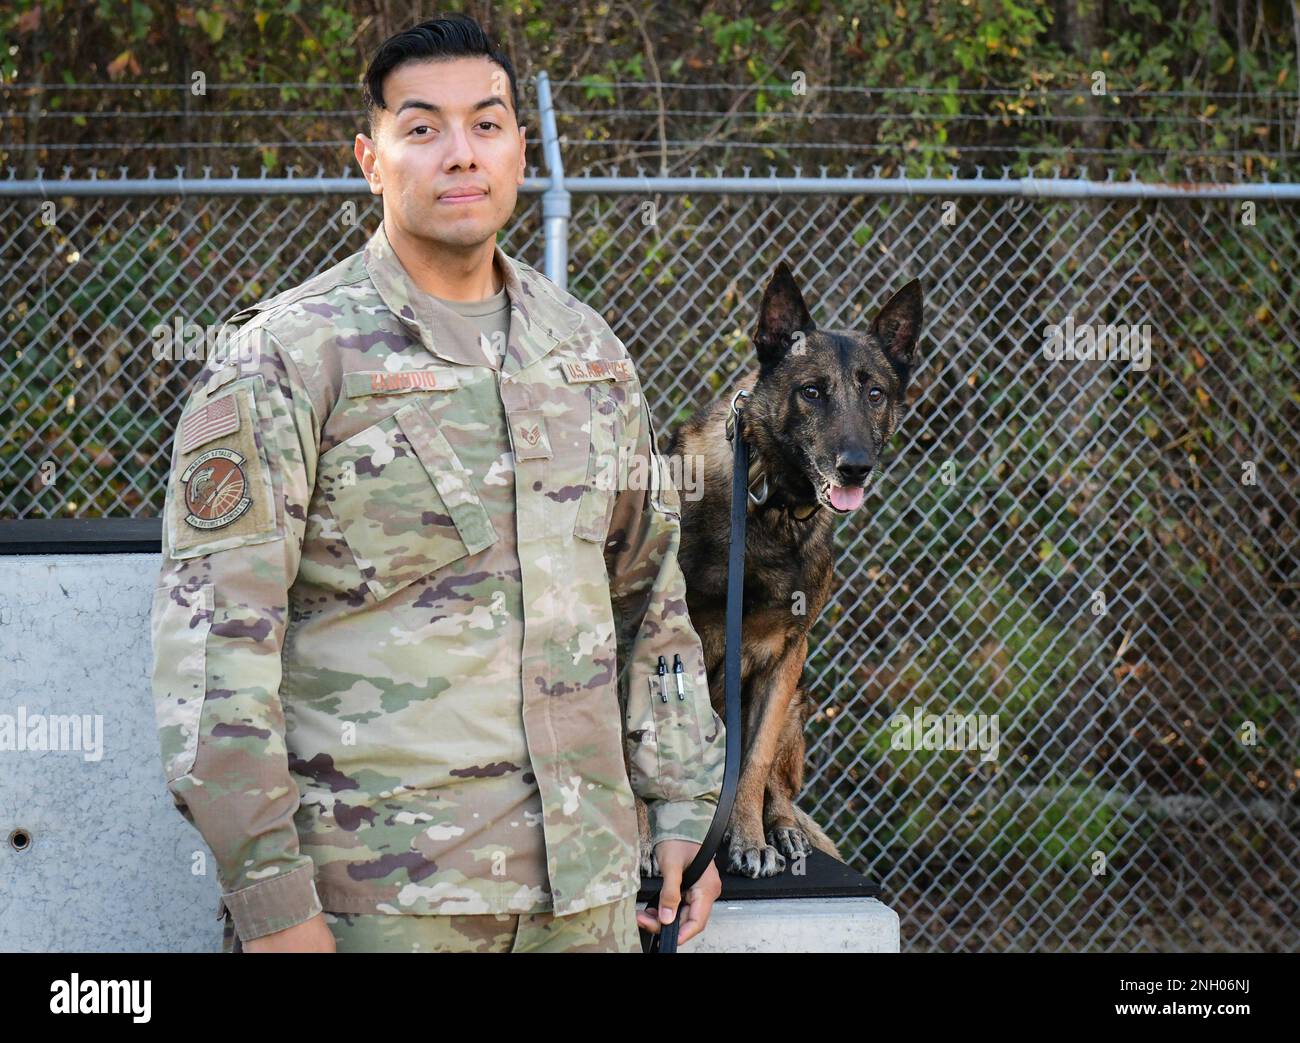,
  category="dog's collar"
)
[745,449,822,521]
[726,387,821,522]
